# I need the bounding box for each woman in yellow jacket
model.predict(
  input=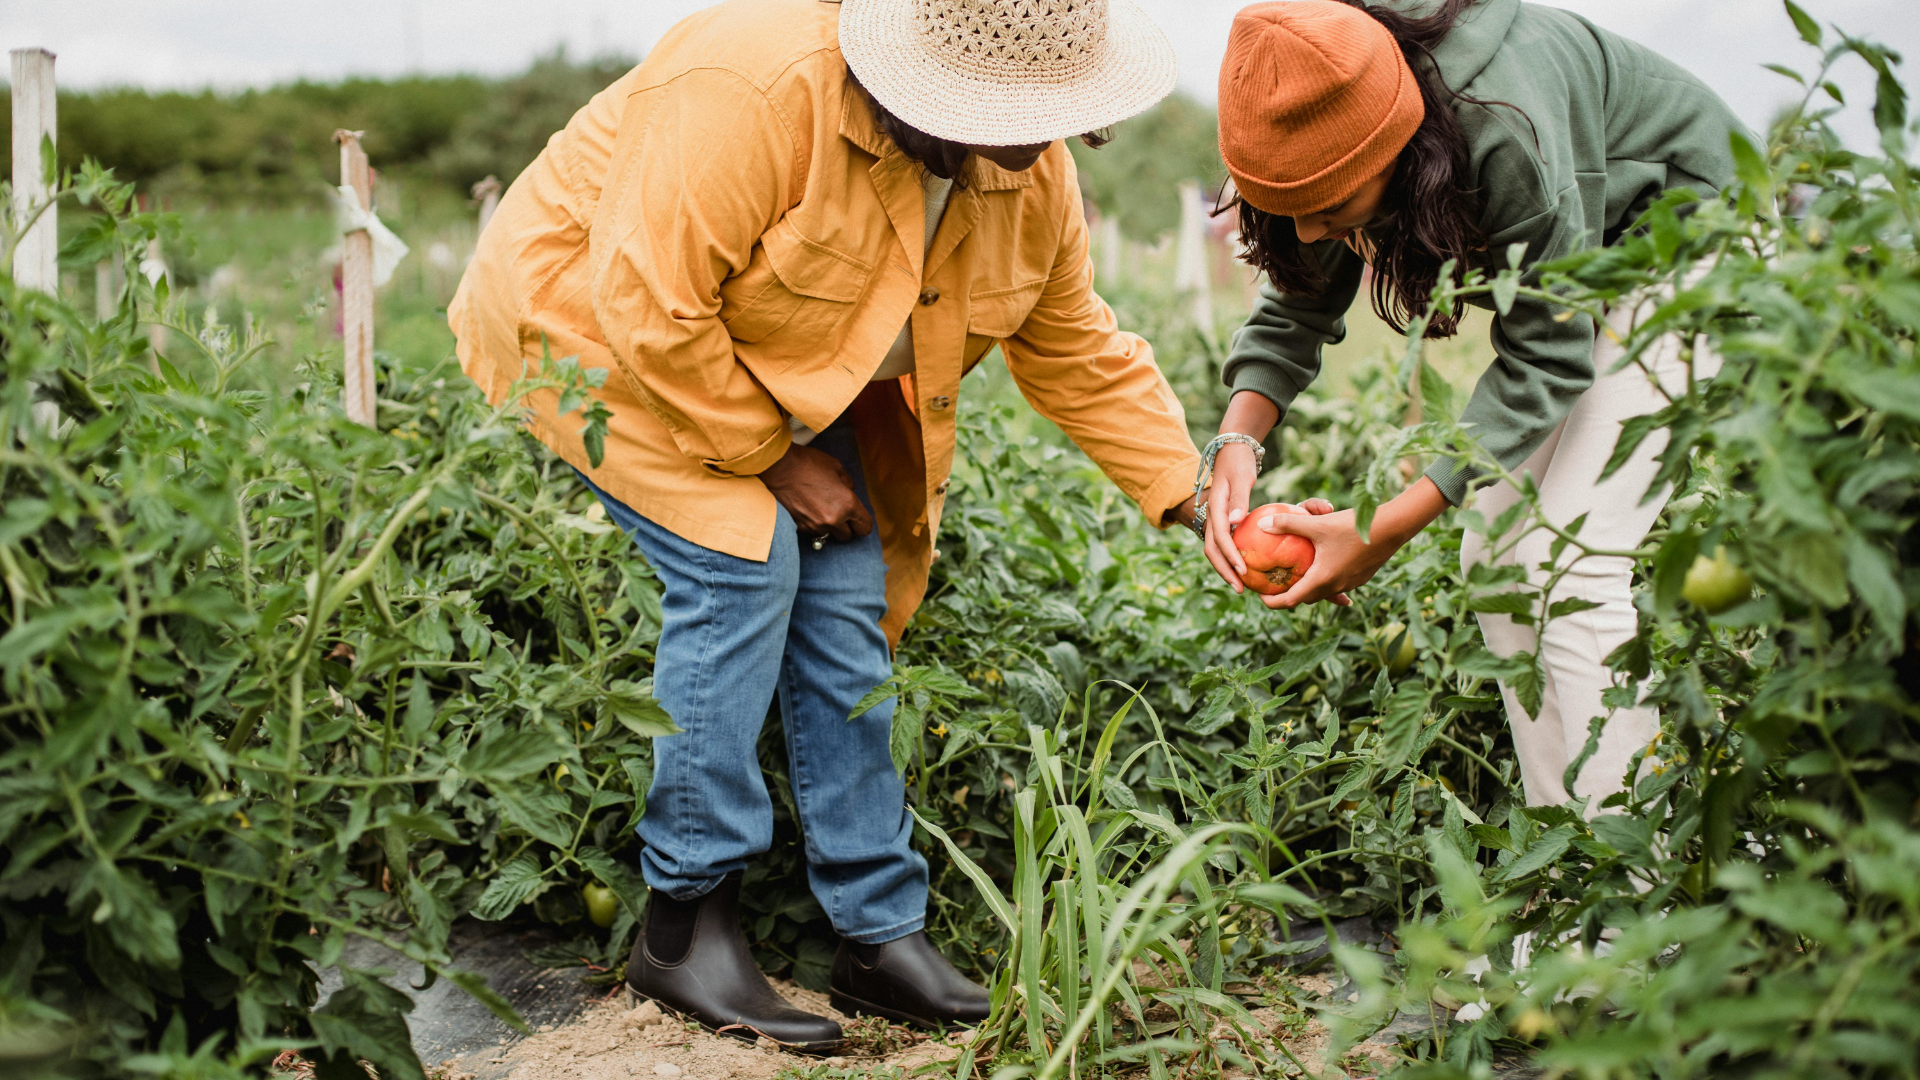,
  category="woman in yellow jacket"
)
[451,0,1201,1052]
